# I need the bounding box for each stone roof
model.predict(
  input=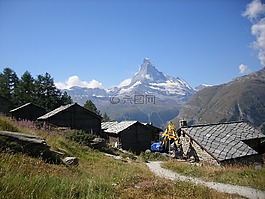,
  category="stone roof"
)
[181,121,265,162]
[38,103,102,120]
[102,121,162,135]
[10,102,44,112]
[38,104,72,120]
[103,121,138,134]
[101,121,118,130]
